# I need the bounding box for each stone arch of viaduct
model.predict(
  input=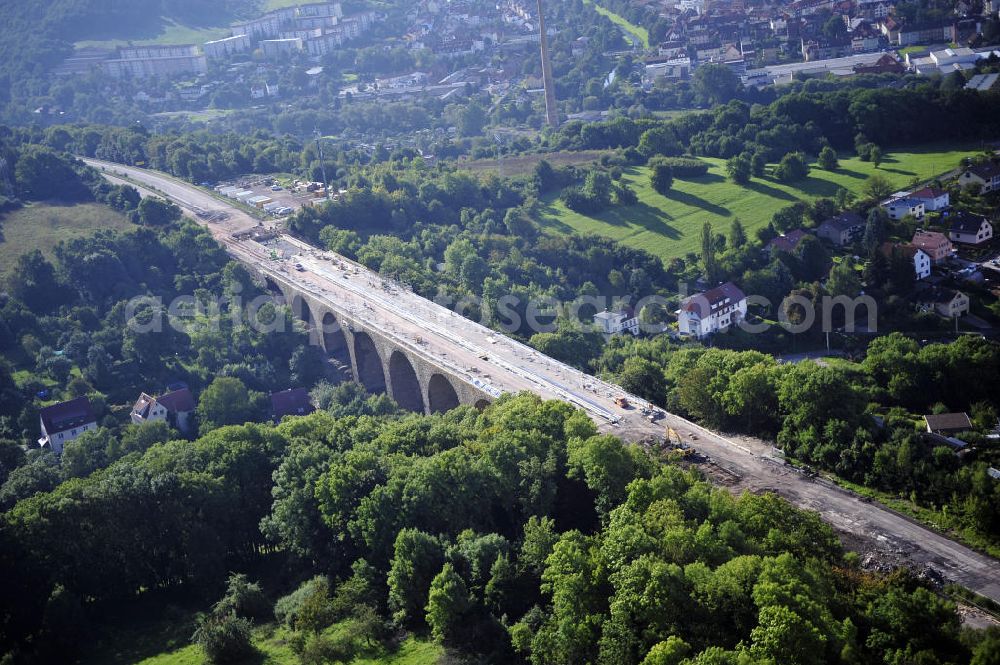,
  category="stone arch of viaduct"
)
[262,274,491,414]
